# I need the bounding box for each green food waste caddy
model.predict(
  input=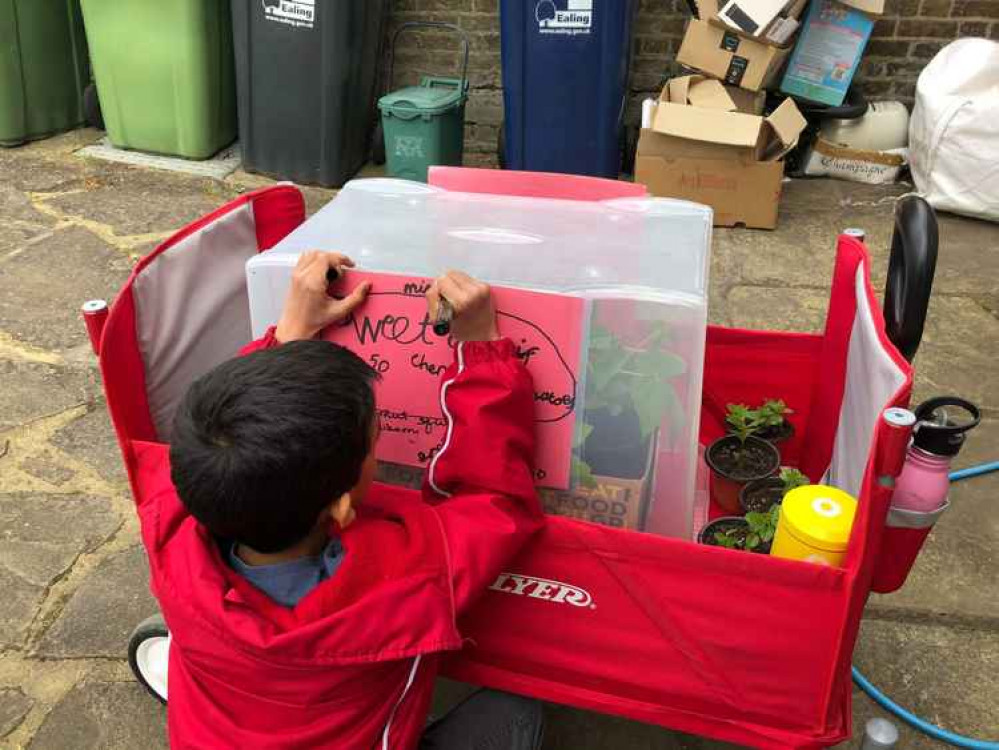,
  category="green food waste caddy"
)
[378,22,468,183]
[0,0,89,147]
[79,0,236,159]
